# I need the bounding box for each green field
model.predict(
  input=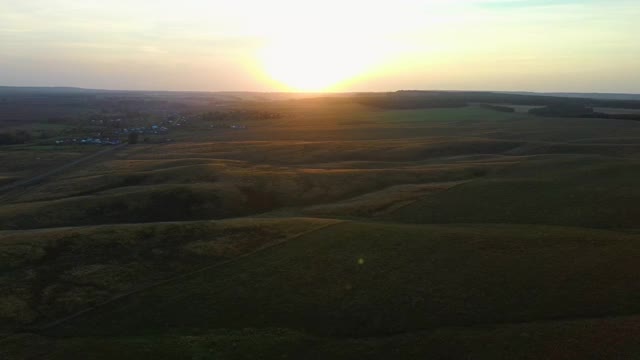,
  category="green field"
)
[2,100,640,358]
